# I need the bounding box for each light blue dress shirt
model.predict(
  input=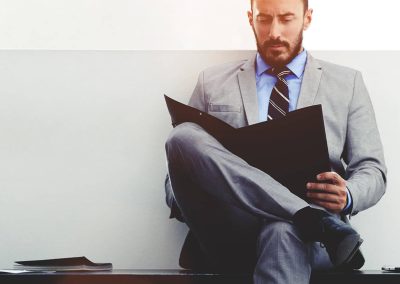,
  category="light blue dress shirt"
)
[255,50,352,214]
[255,49,307,122]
